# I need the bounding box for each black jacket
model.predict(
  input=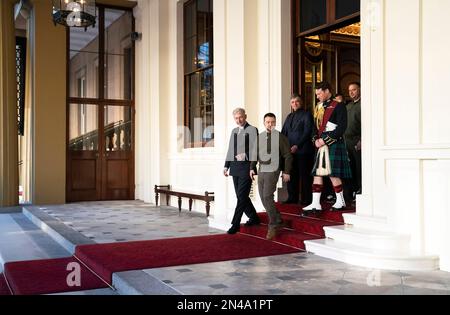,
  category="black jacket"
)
[281,110,314,155]
[224,123,258,178]
[312,99,348,146]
